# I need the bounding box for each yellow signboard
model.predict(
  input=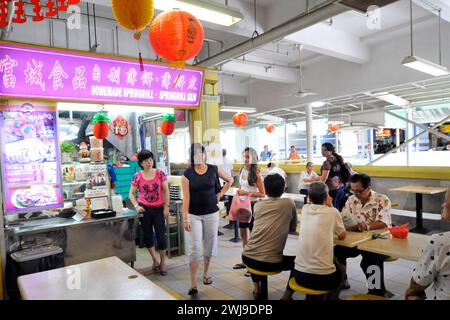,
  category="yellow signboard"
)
[441,124,450,133]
